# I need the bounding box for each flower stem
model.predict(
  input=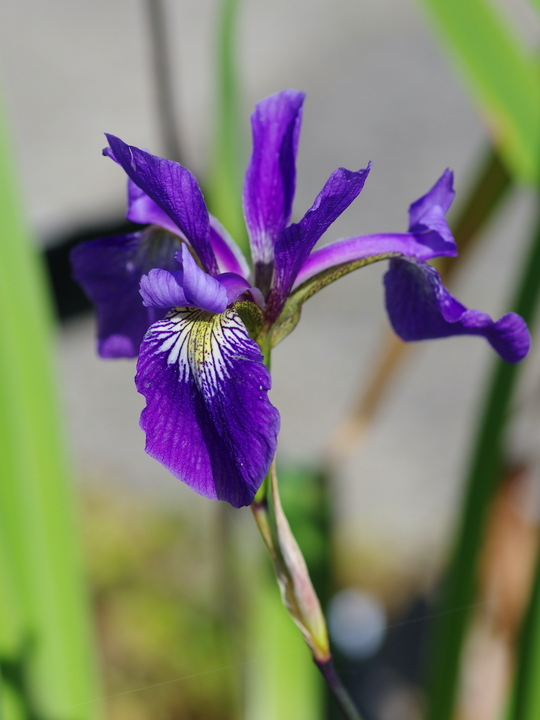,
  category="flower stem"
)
[315,659,365,720]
